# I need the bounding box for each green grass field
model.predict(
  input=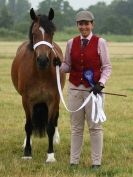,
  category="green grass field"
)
[0,41,133,177]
